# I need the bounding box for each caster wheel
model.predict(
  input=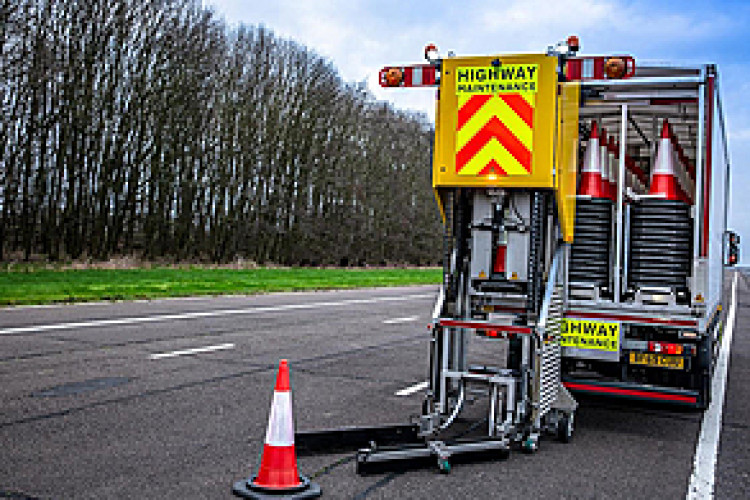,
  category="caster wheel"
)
[438,458,451,474]
[557,413,574,443]
[522,436,539,453]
